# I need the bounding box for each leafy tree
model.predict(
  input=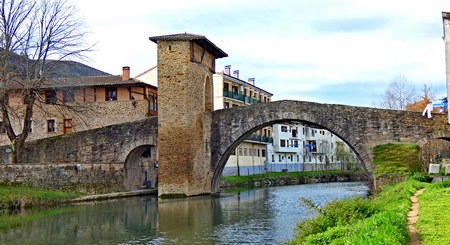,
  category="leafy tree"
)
[0,0,91,163]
